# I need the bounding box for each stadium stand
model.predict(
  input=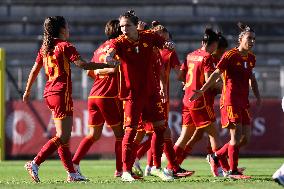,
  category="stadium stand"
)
[0,0,283,98]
